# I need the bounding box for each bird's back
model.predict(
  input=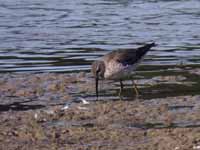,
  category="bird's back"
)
[101,43,155,79]
[103,43,155,65]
